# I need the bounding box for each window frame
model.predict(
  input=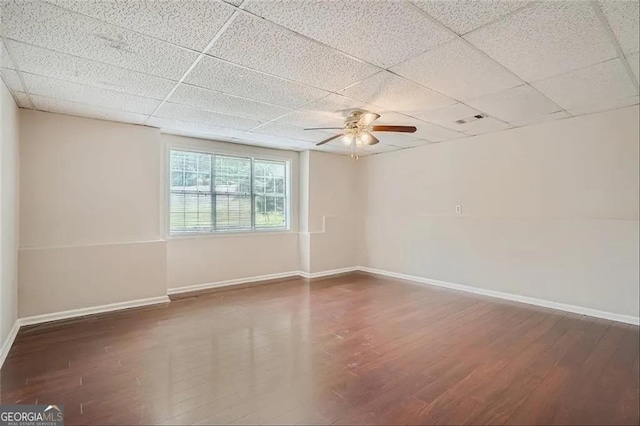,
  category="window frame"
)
[166,146,291,237]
